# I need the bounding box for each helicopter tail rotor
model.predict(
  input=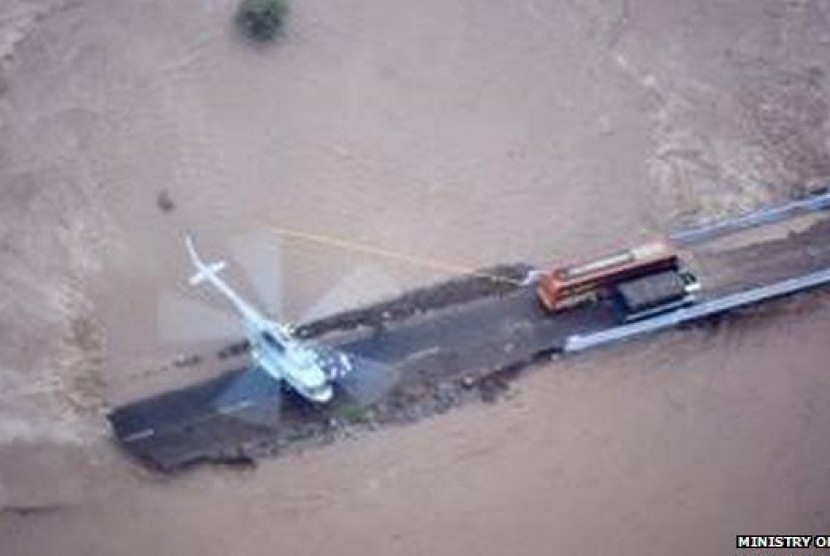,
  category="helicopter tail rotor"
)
[185,233,229,286]
[189,260,227,286]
